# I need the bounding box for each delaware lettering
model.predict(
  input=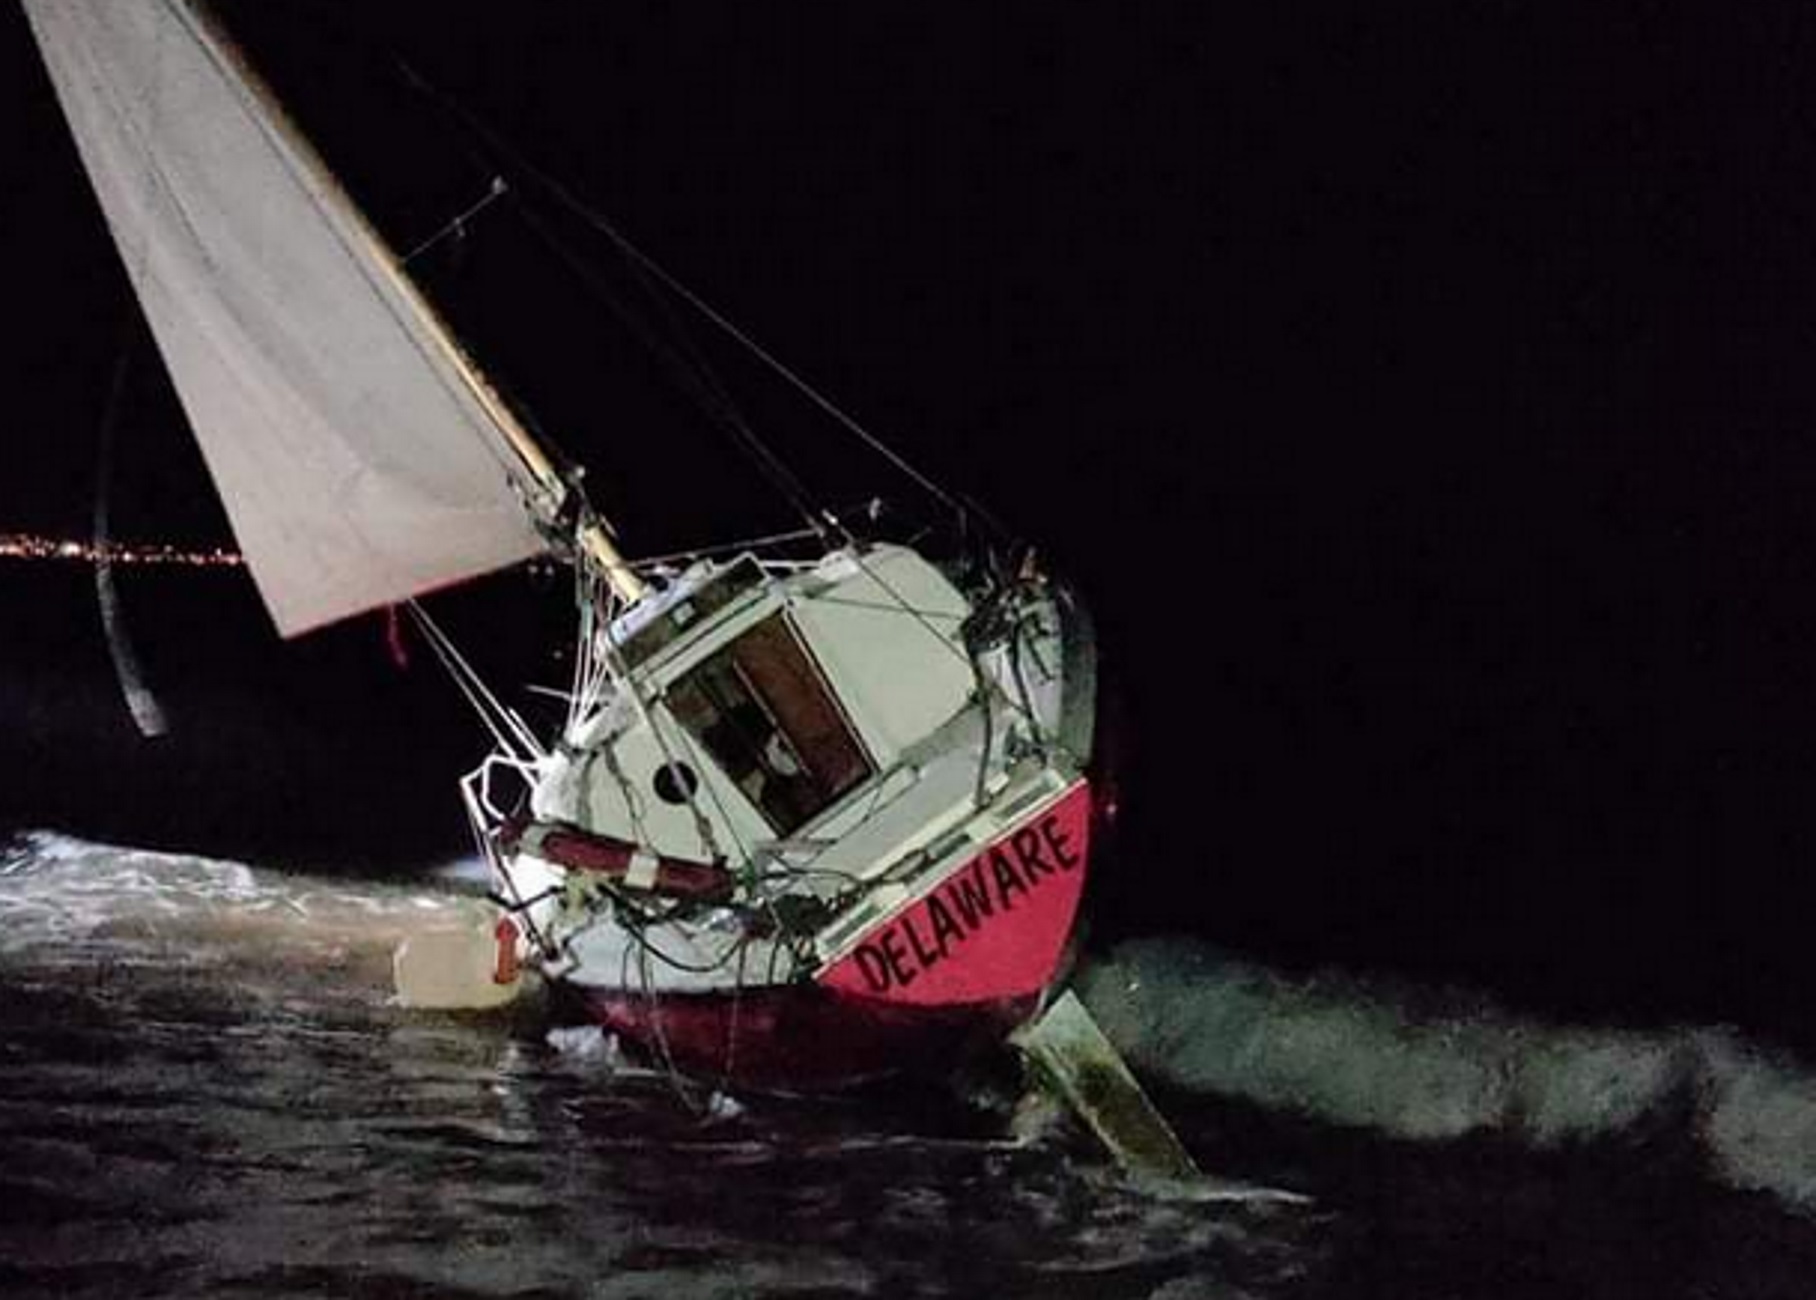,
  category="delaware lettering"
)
[850,810,1080,994]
